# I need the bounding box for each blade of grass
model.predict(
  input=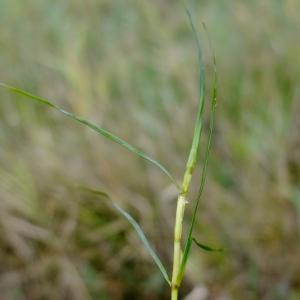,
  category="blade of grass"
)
[81,187,171,286]
[112,202,171,285]
[176,23,218,285]
[192,237,223,252]
[180,6,206,195]
[0,83,178,188]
